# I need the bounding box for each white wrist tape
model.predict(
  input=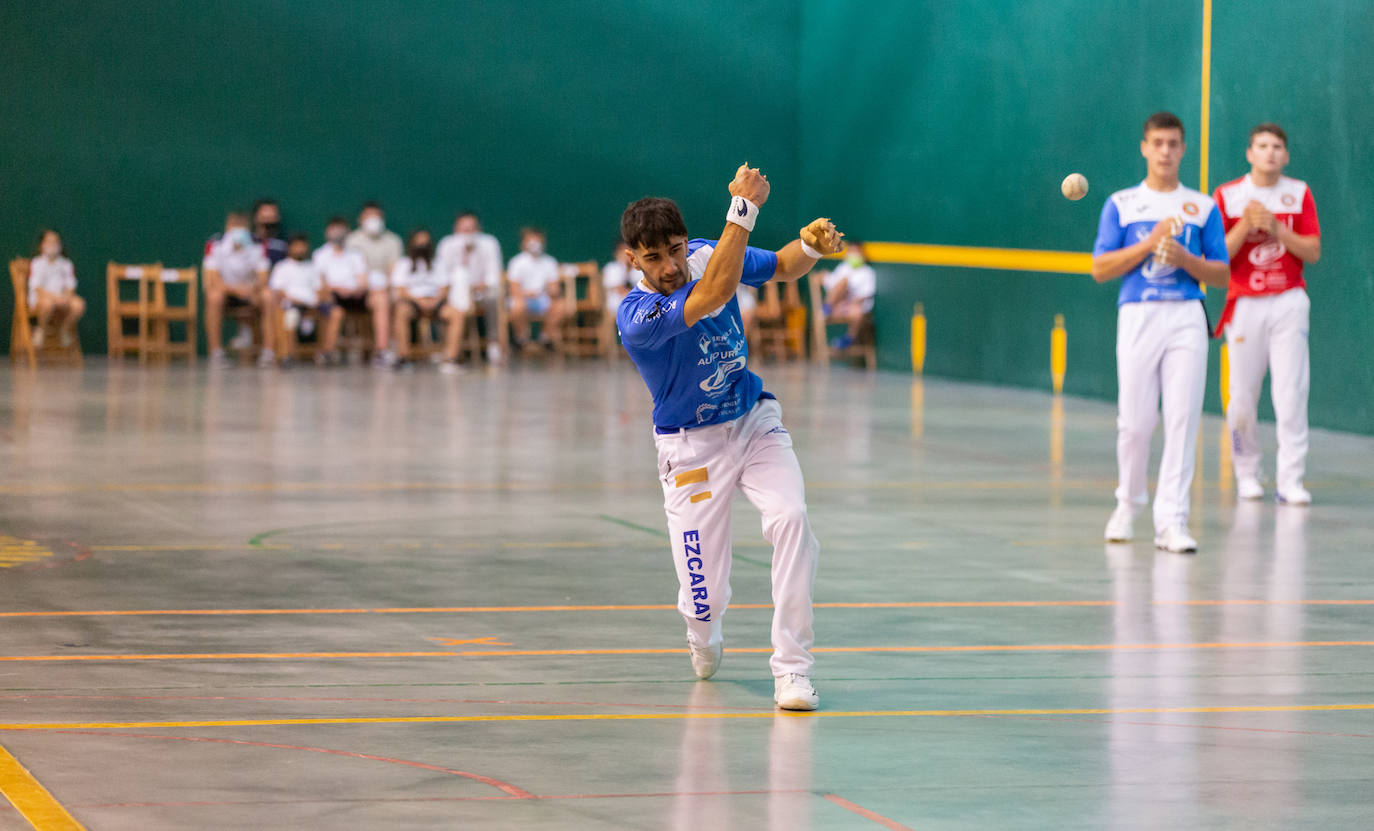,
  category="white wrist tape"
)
[799,239,823,259]
[726,196,759,232]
